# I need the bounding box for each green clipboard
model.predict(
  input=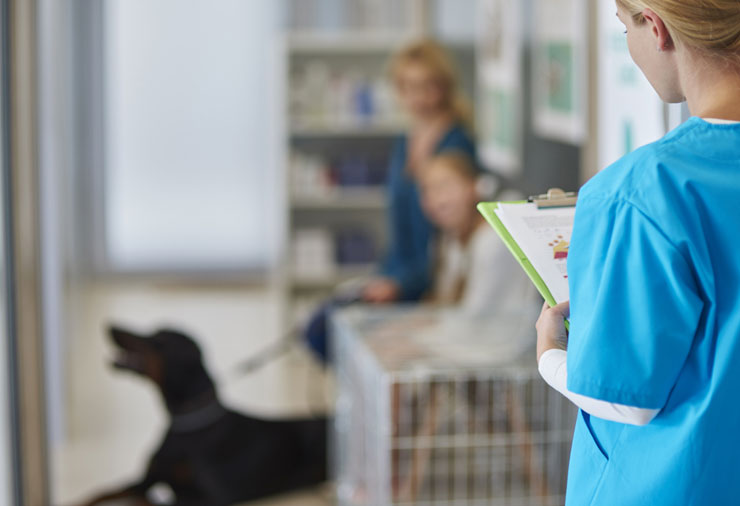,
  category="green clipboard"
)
[477,201,557,307]
[477,200,571,330]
